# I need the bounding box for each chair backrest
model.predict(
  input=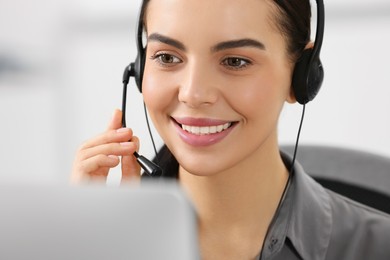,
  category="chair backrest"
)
[280,144,390,214]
